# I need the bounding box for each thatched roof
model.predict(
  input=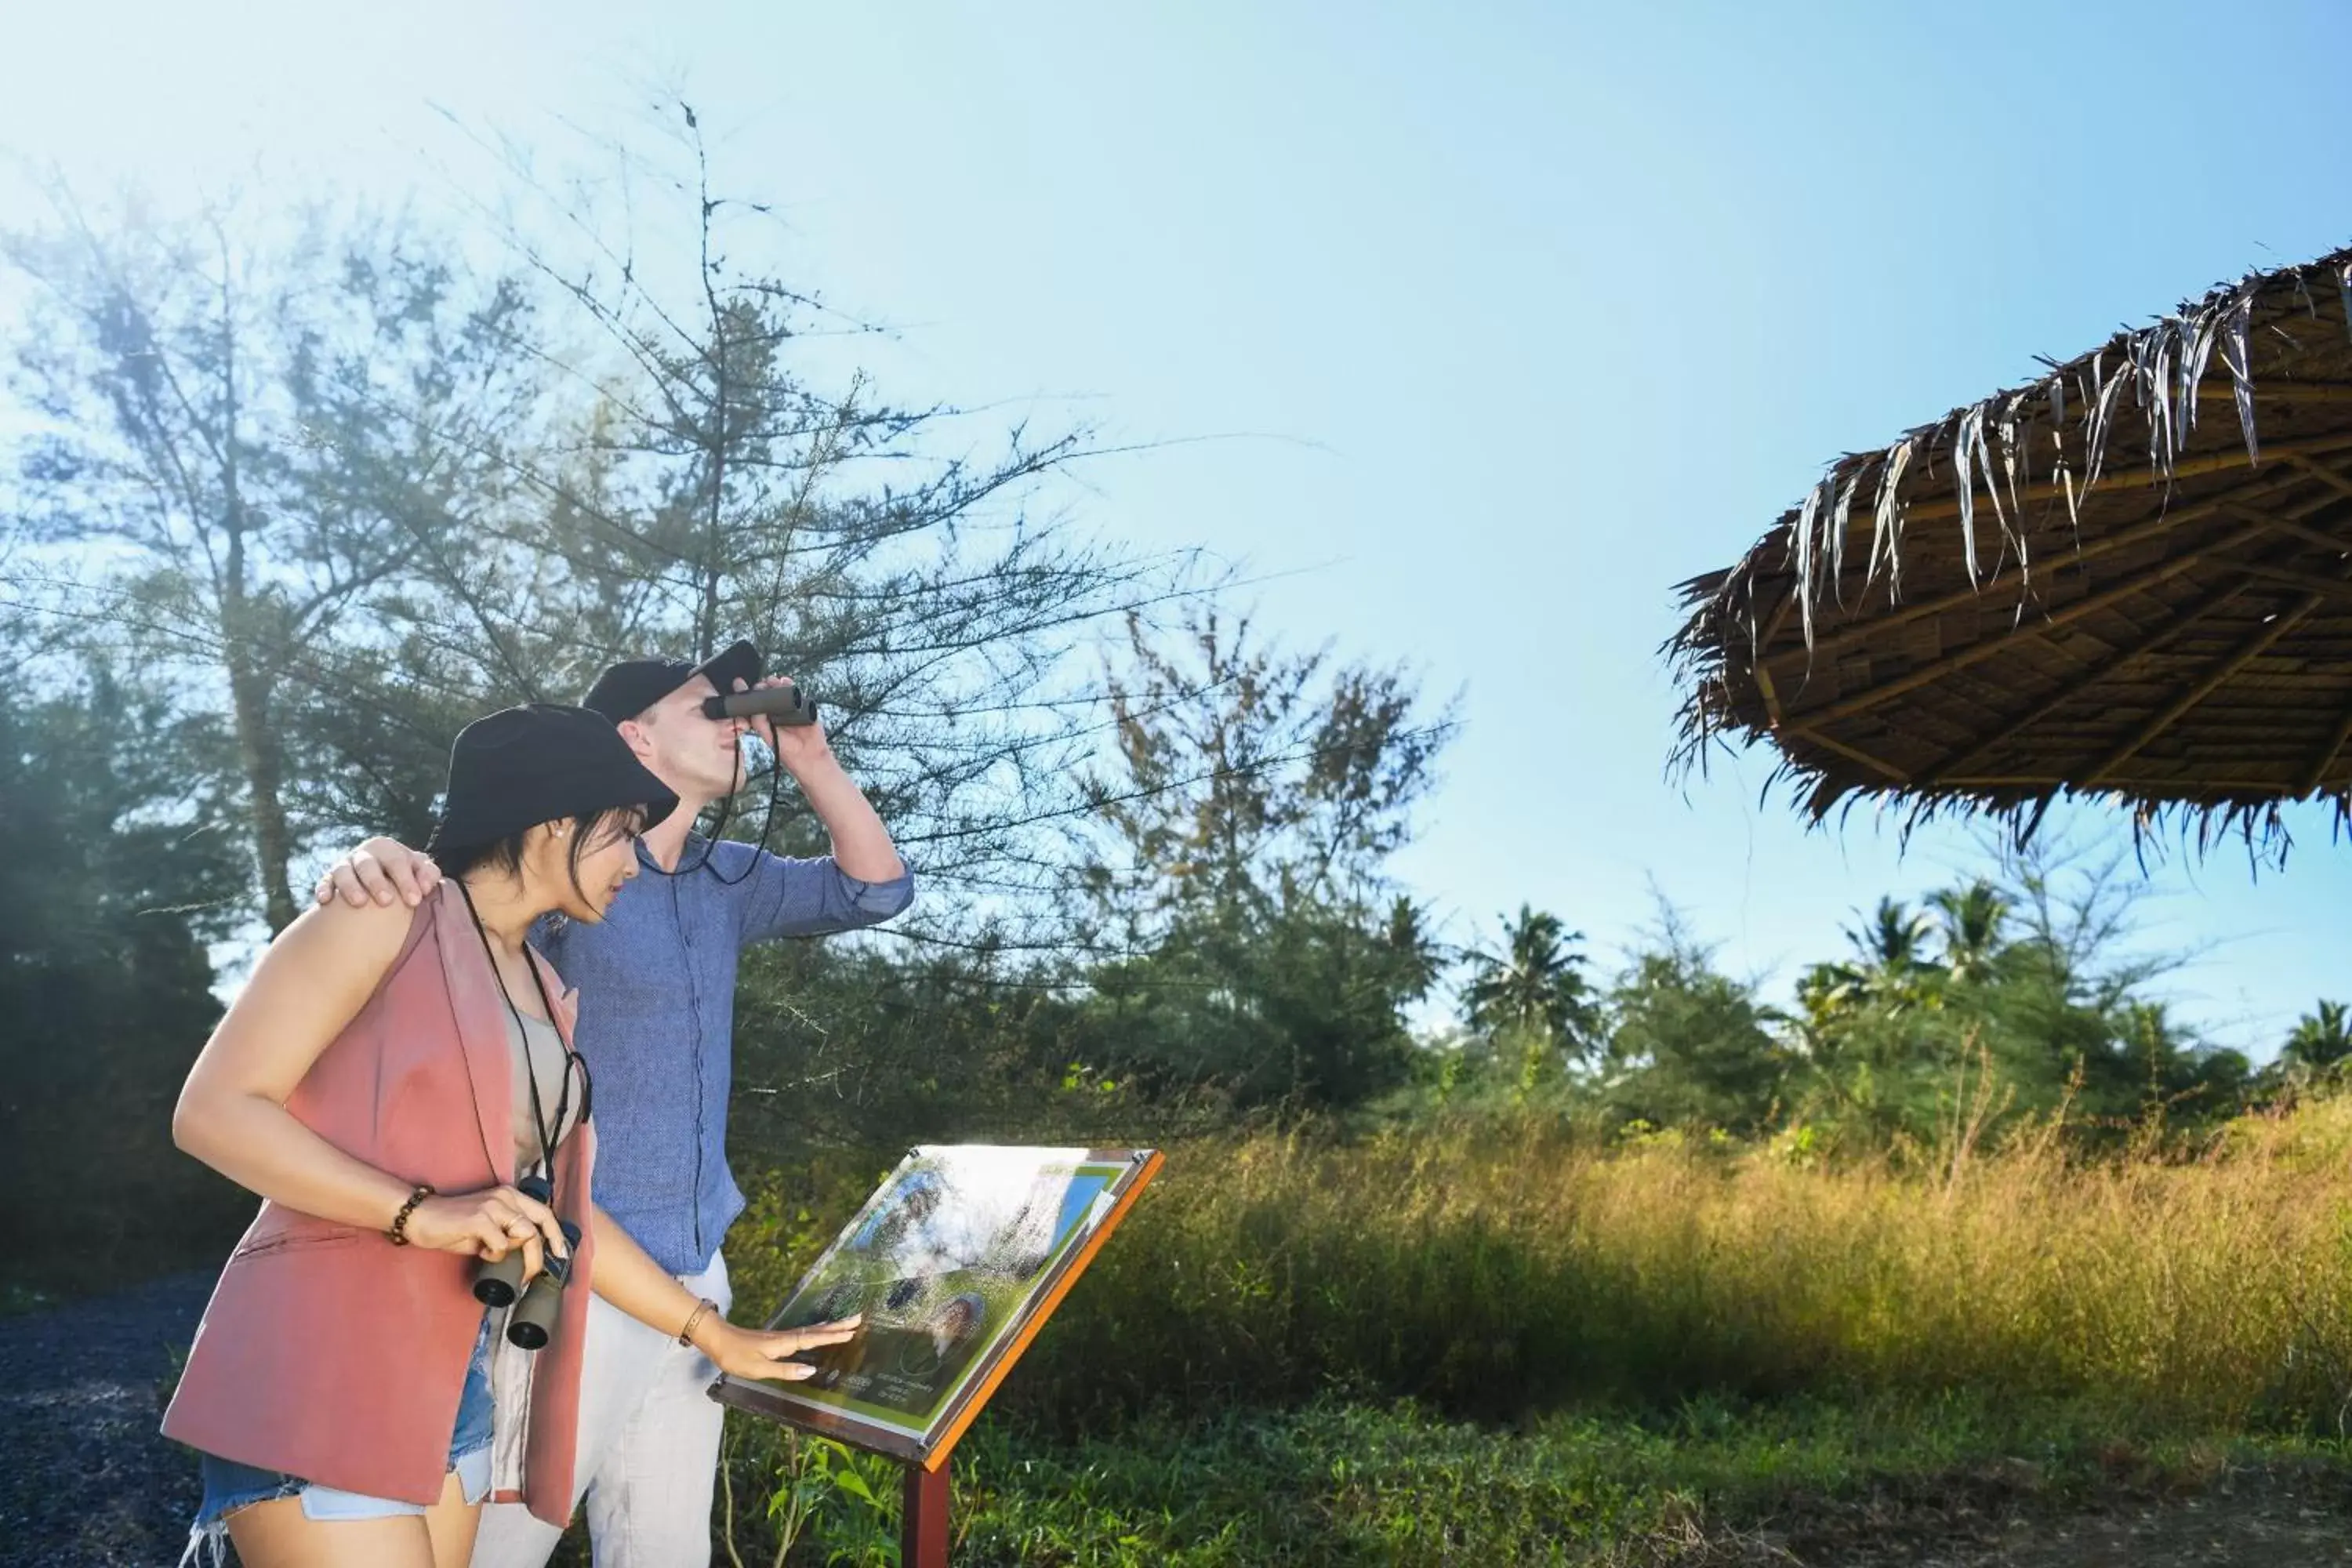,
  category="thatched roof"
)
[1668,245,2352,848]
